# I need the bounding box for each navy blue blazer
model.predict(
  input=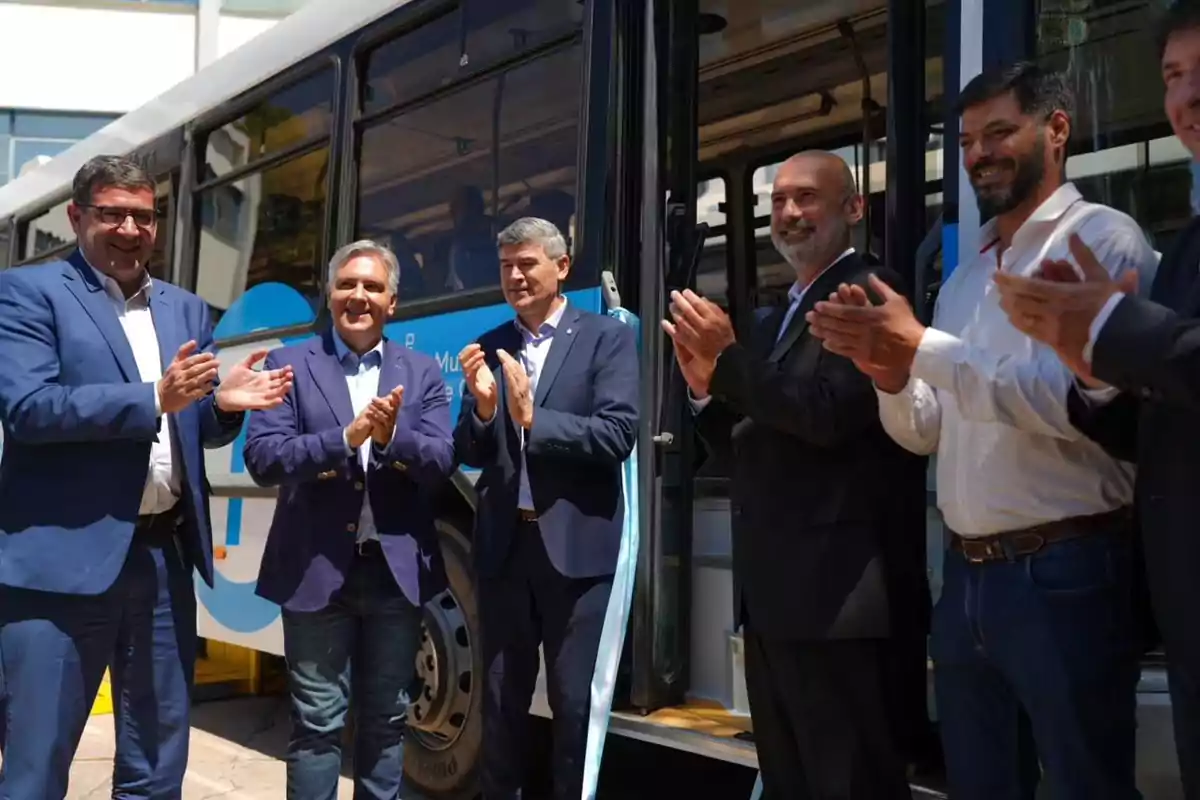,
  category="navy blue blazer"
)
[244,331,454,612]
[454,302,639,580]
[0,250,244,595]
